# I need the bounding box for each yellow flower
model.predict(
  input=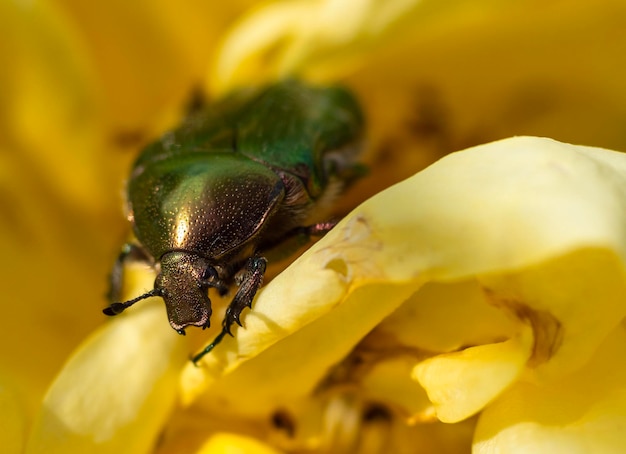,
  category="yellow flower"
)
[178,136,626,452]
[3,0,626,453]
